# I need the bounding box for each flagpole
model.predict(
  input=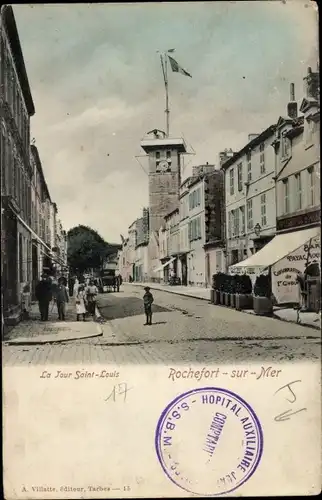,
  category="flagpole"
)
[160,53,170,137]
[164,53,169,137]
